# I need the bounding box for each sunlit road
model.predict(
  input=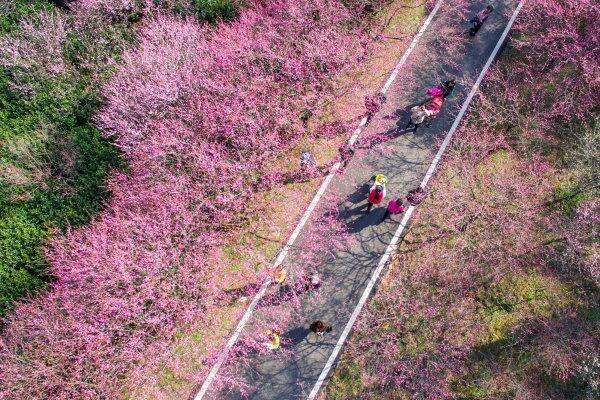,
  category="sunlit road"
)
[205,1,521,398]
